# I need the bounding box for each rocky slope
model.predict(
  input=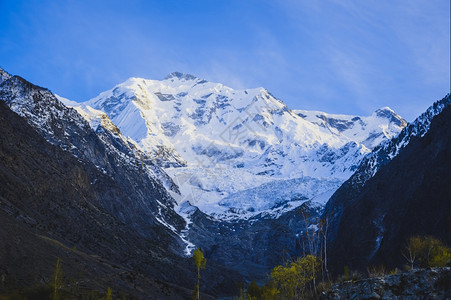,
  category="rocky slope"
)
[0,68,242,297]
[181,201,324,282]
[0,100,196,298]
[324,94,451,274]
[322,268,451,300]
[0,68,187,249]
